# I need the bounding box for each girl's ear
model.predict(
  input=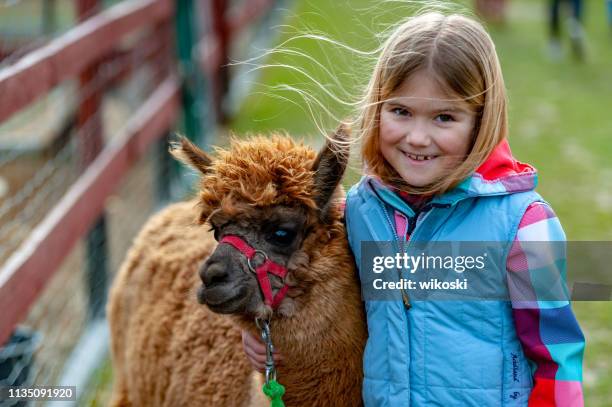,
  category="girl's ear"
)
[169,135,212,175]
